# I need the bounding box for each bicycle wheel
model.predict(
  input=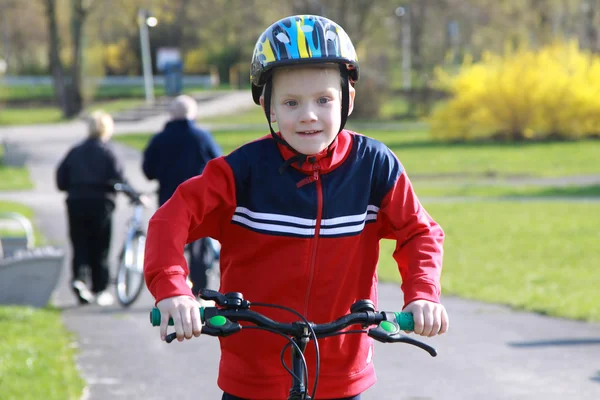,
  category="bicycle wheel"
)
[116,232,146,307]
[206,238,221,282]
